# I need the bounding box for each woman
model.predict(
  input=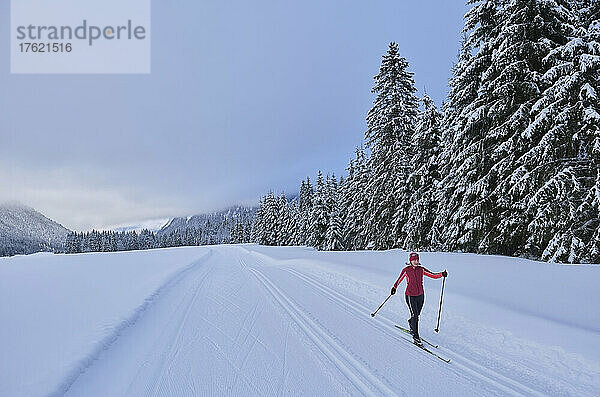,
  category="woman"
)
[390,252,447,346]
